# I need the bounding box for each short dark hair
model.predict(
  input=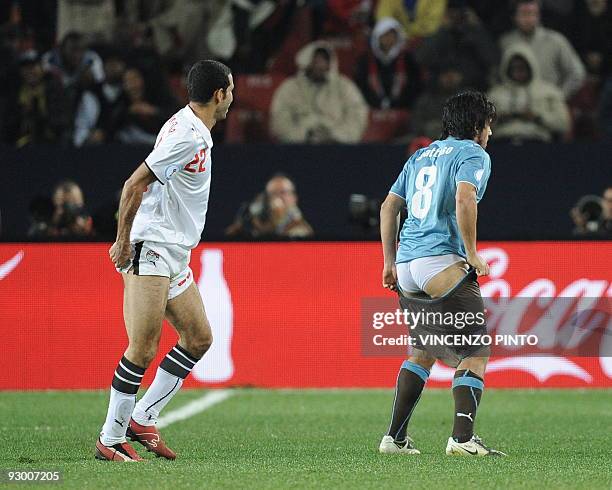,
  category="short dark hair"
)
[60,31,83,49]
[512,0,540,14]
[441,91,496,140]
[187,60,231,104]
